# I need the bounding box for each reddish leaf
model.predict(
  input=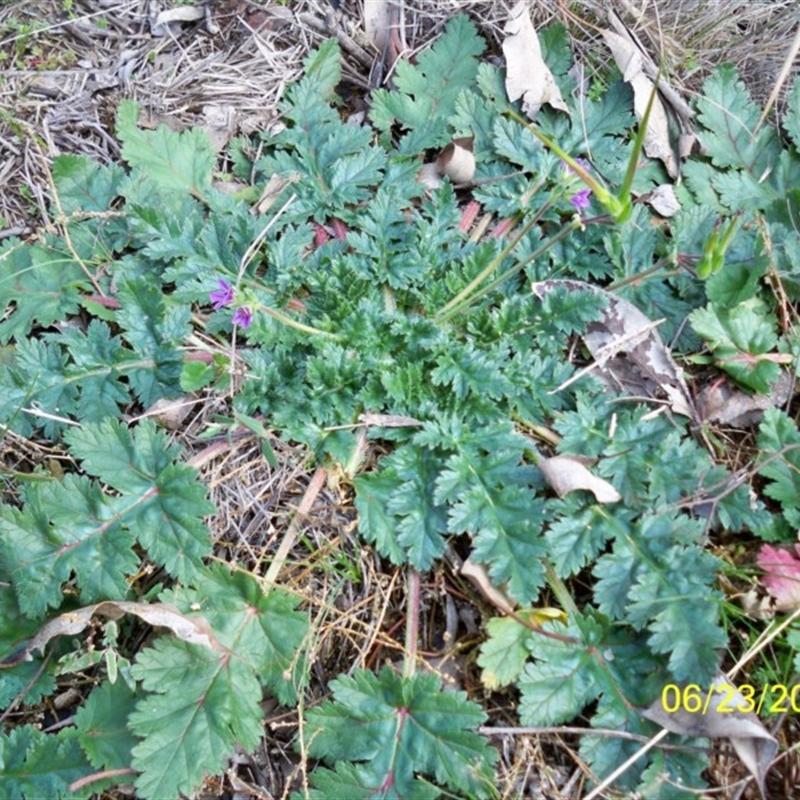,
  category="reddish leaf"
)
[756,544,800,611]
